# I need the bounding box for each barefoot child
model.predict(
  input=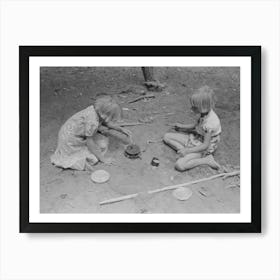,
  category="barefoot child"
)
[51,94,132,171]
[163,86,221,171]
